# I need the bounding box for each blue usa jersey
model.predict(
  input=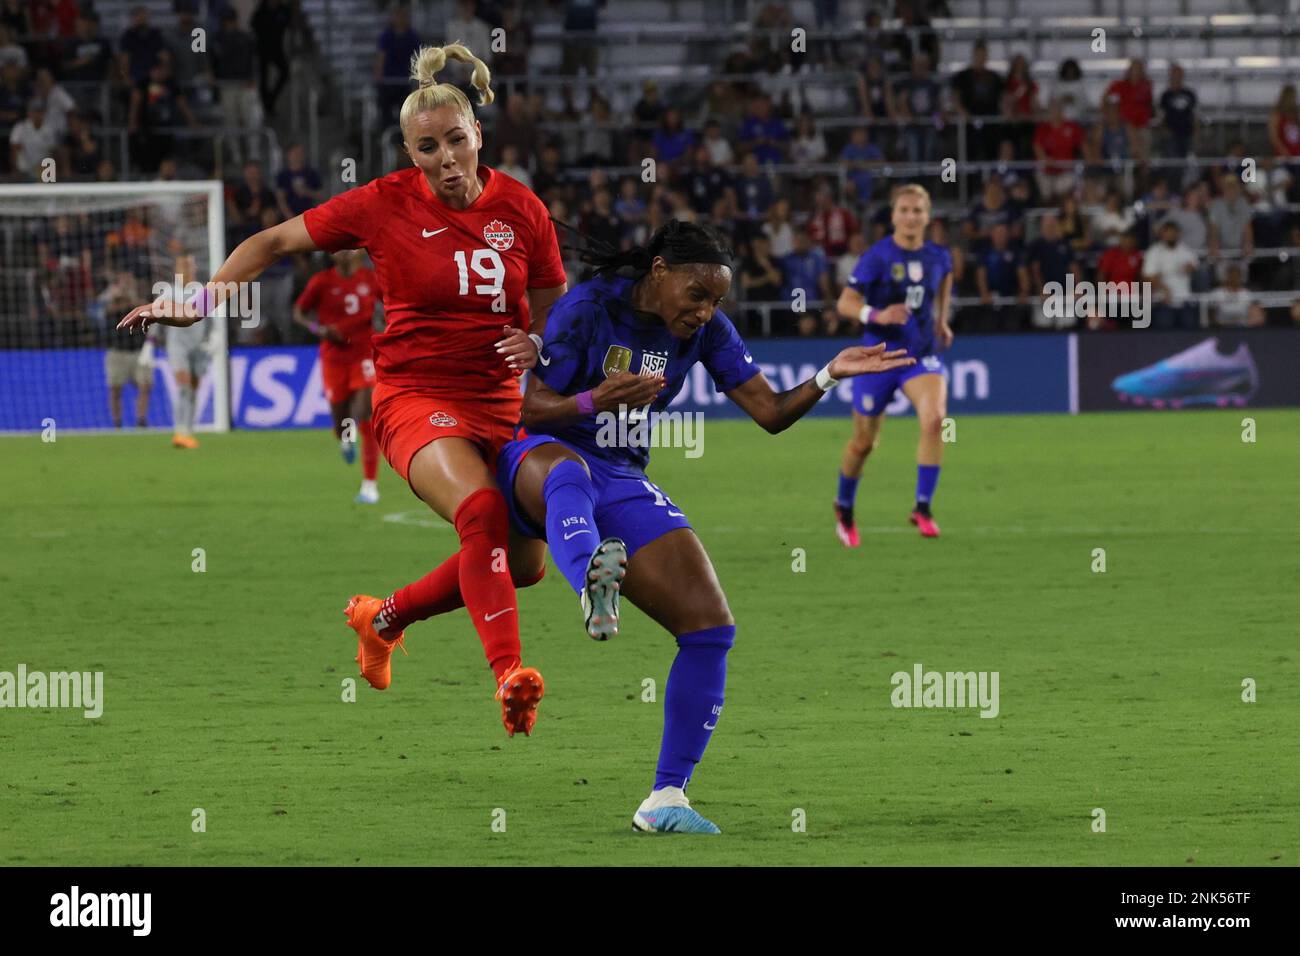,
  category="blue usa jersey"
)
[533,274,761,472]
[847,236,952,357]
